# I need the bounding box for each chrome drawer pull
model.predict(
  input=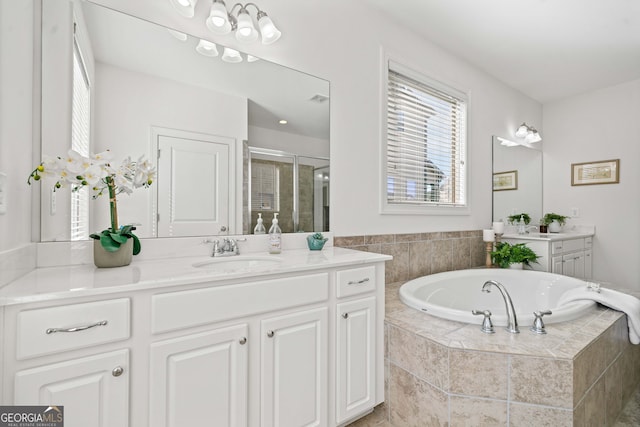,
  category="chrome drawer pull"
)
[46,320,108,334]
[347,278,370,285]
[267,330,275,338]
